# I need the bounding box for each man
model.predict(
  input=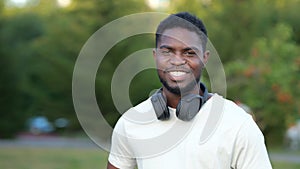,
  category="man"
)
[107,12,272,169]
